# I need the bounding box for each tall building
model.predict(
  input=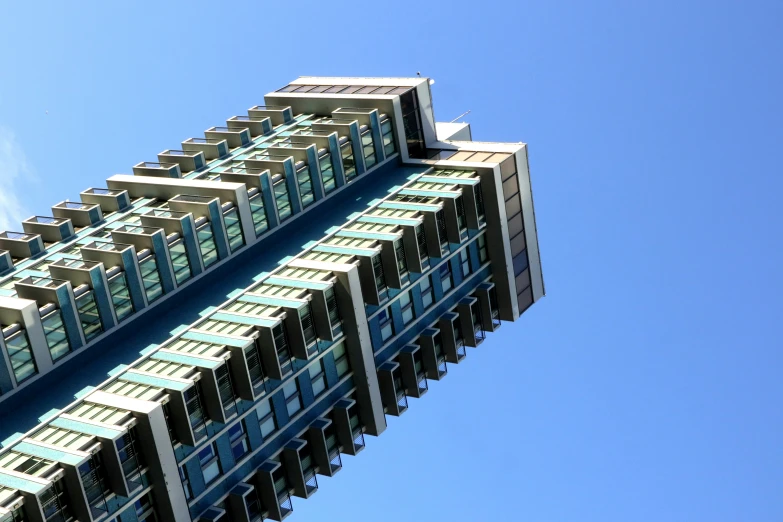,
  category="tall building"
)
[0,77,543,522]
